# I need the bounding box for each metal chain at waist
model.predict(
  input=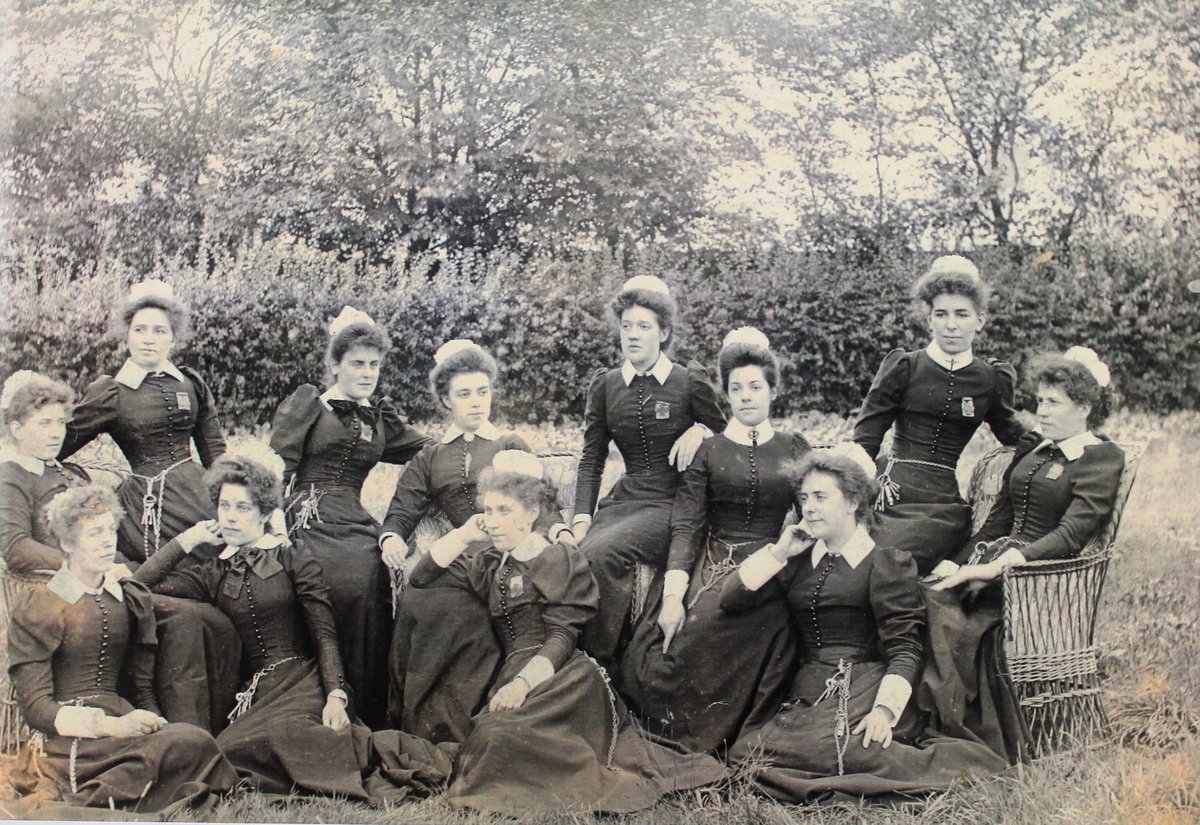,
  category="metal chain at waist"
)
[292,485,325,532]
[134,458,191,556]
[228,656,303,721]
[686,537,749,610]
[389,565,405,619]
[581,652,621,770]
[813,659,853,776]
[874,454,956,511]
